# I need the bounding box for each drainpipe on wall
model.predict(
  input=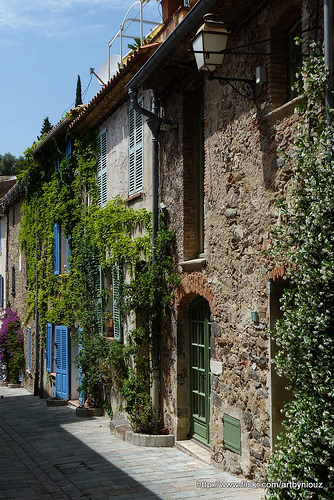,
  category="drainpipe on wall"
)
[324,0,334,111]
[127,88,162,425]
